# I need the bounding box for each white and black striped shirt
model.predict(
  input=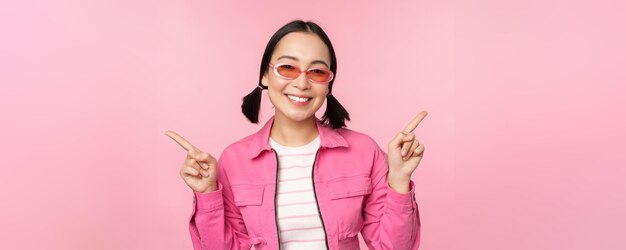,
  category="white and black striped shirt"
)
[269,135,327,250]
